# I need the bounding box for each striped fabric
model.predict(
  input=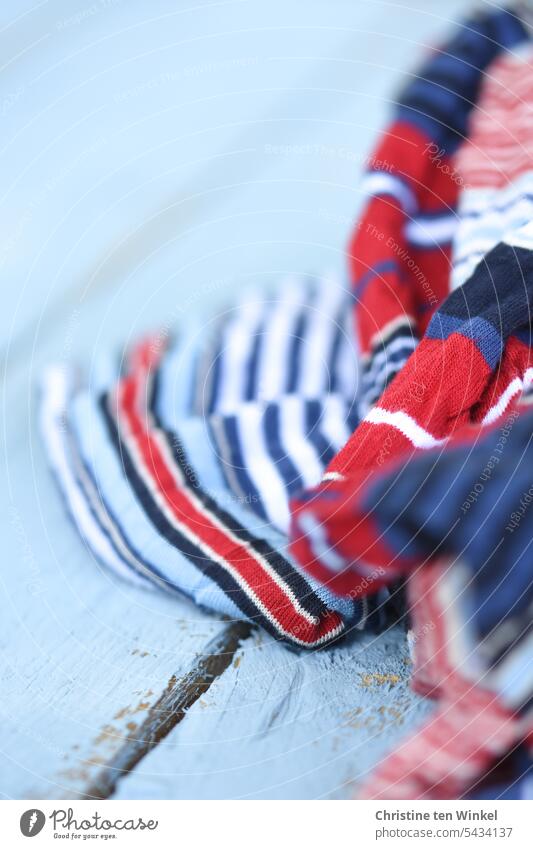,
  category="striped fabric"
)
[291,27,533,595]
[195,274,358,415]
[41,305,392,649]
[40,5,527,647]
[289,13,533,798]
[290,229,533,596]
[355,408,533,799]
[196,275,359,532]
